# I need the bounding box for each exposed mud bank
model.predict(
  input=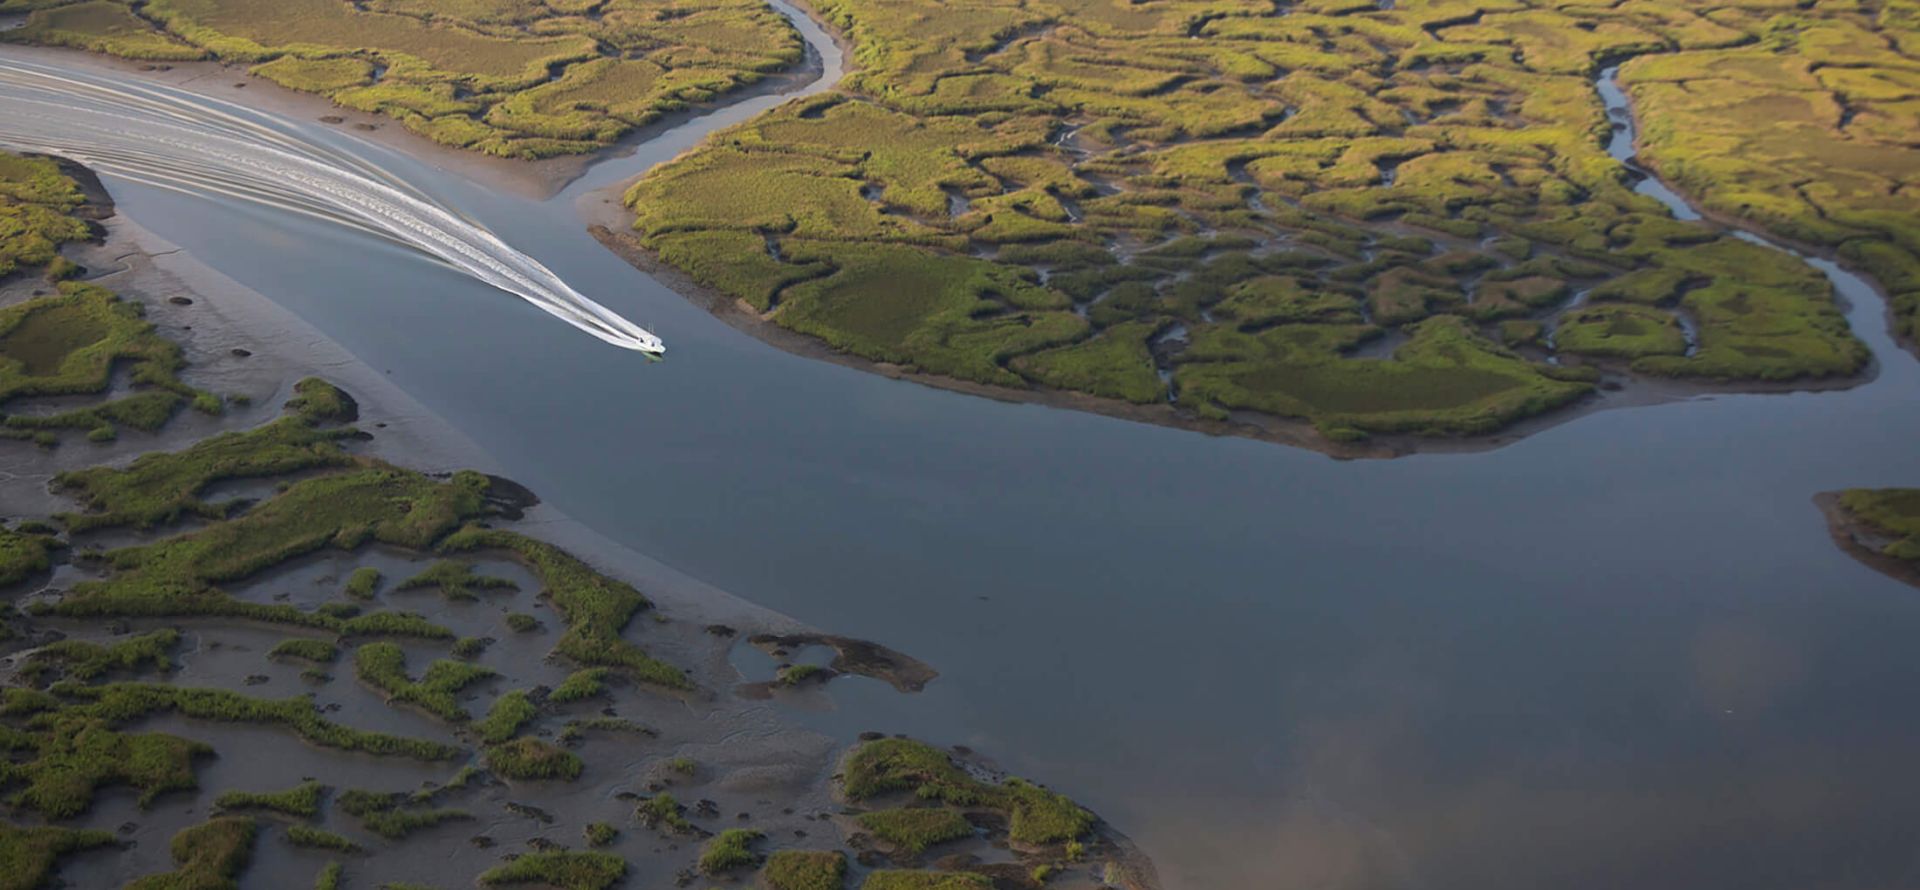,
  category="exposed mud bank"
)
[0,137,1157,890]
